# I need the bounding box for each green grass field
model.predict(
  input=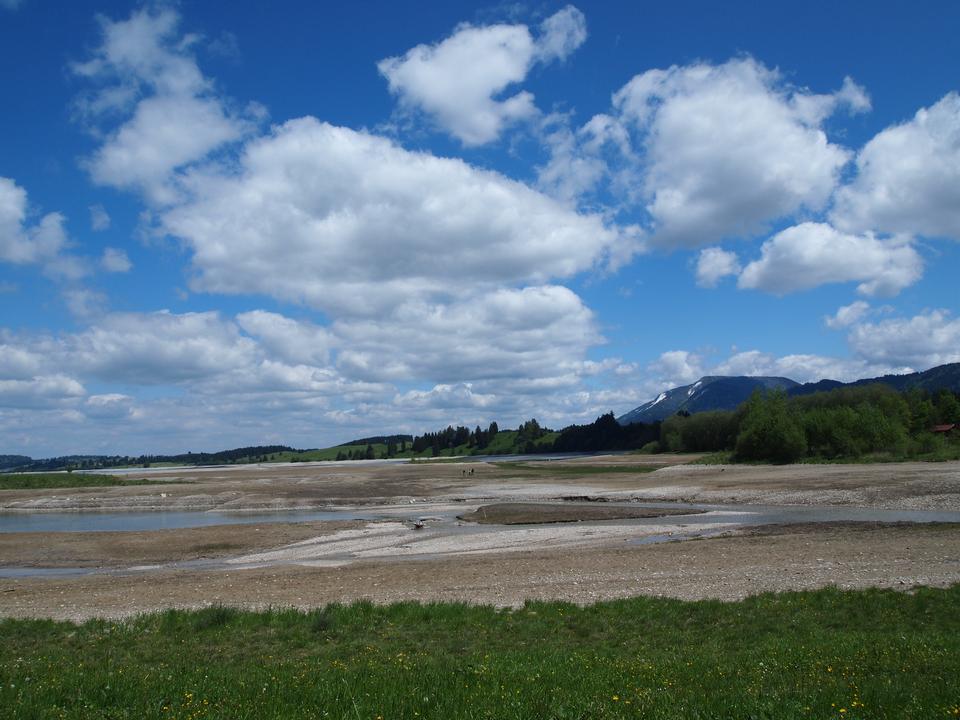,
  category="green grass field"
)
[2,586,959,718]
[0,472,162,490]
